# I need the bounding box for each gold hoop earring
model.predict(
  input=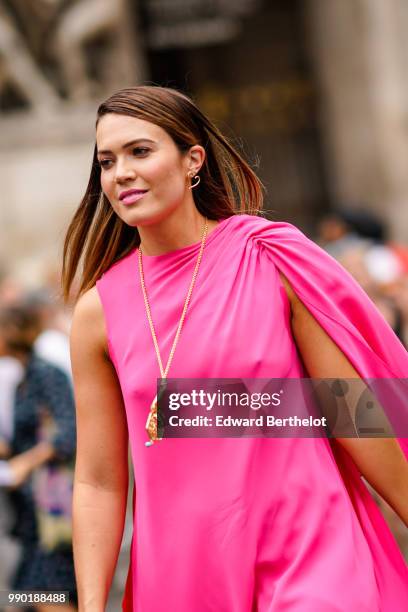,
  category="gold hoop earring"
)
[189,175,201,190]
